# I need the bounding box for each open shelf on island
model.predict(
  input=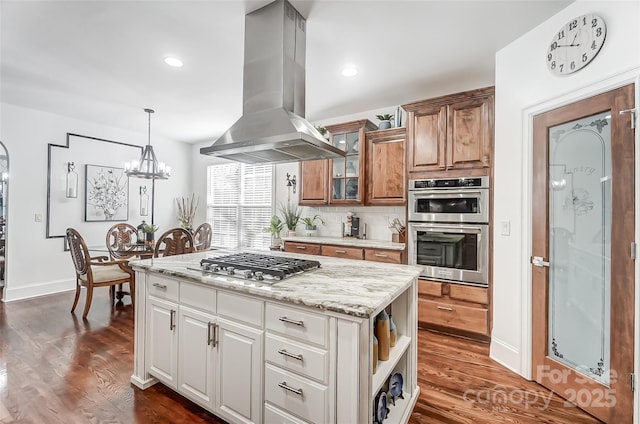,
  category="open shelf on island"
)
[383,391,412,424]
[372,335,410,394]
